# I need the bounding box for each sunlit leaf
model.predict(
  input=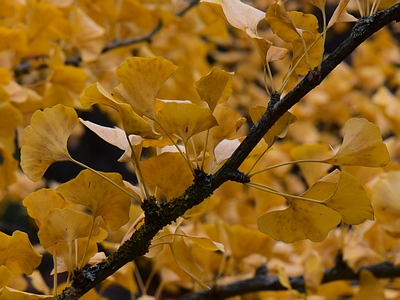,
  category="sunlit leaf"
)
[0,231,42,275]
[113,57,178,119]
[201,0,265,36]
[324,118,390,167]
[249,106,296,146]
[140,152,193,200]
[56,170,132,231]
[195,67,233,111]
[20,104,79,181]
[170,234,209,289]
[157,101,218,144]
[38,208,99,249]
